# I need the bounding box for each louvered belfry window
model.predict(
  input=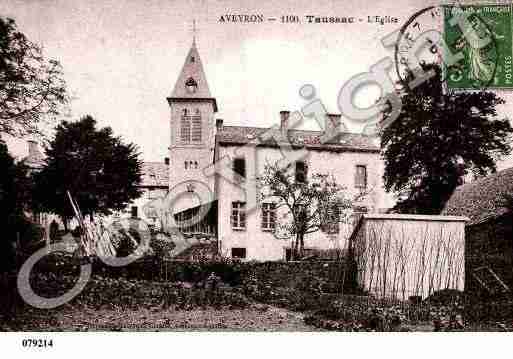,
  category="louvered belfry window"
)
[180,108,202,143]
